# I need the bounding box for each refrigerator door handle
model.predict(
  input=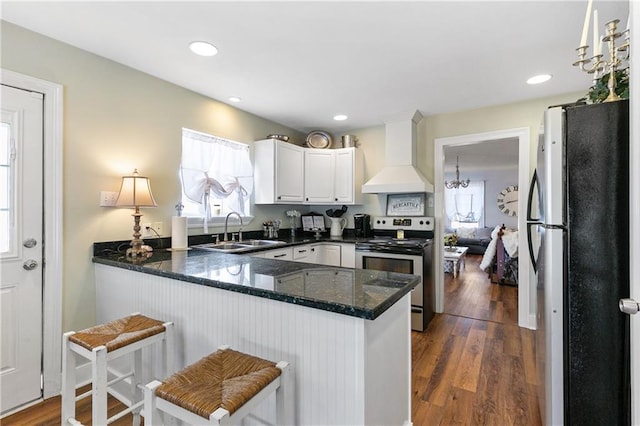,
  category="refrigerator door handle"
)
[526,169,540,222]
[526,222,538,272]
[526,169,541,272]
[619,298,640,315]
